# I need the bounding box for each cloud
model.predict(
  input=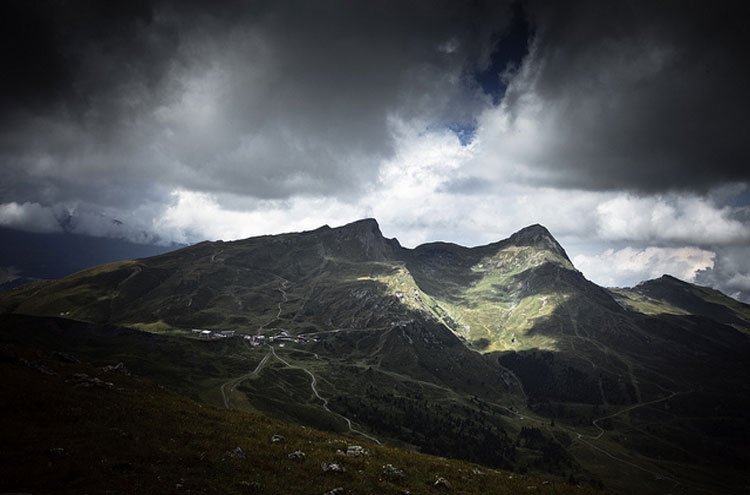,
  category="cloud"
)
[695,246,750,303]
[4,0,749,214]
[595,195,750,246]
[0,0,517,210]
[0,202,61,233]
[572,246,715,288]
[144,124,479,246]
[471,0,750,192]
[141,121,750,252]
[152,189,362,244]
[726,273,750,292]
